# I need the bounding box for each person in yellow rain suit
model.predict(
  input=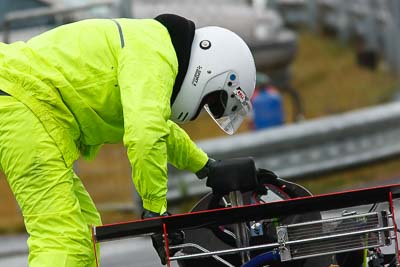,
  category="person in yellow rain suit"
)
[0,14,256,266]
